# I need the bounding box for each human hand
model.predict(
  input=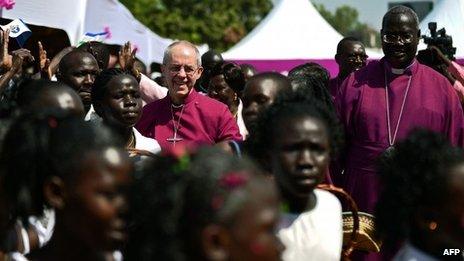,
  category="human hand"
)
[0,29,12,72]
[11,48,34,64]
[49,46,74,76]
[38,41,51,79]
[428,45,449,65]
[11,51,23,71]
[10,48,34,74]
[119,41,141,81]
[118,41,136,70]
